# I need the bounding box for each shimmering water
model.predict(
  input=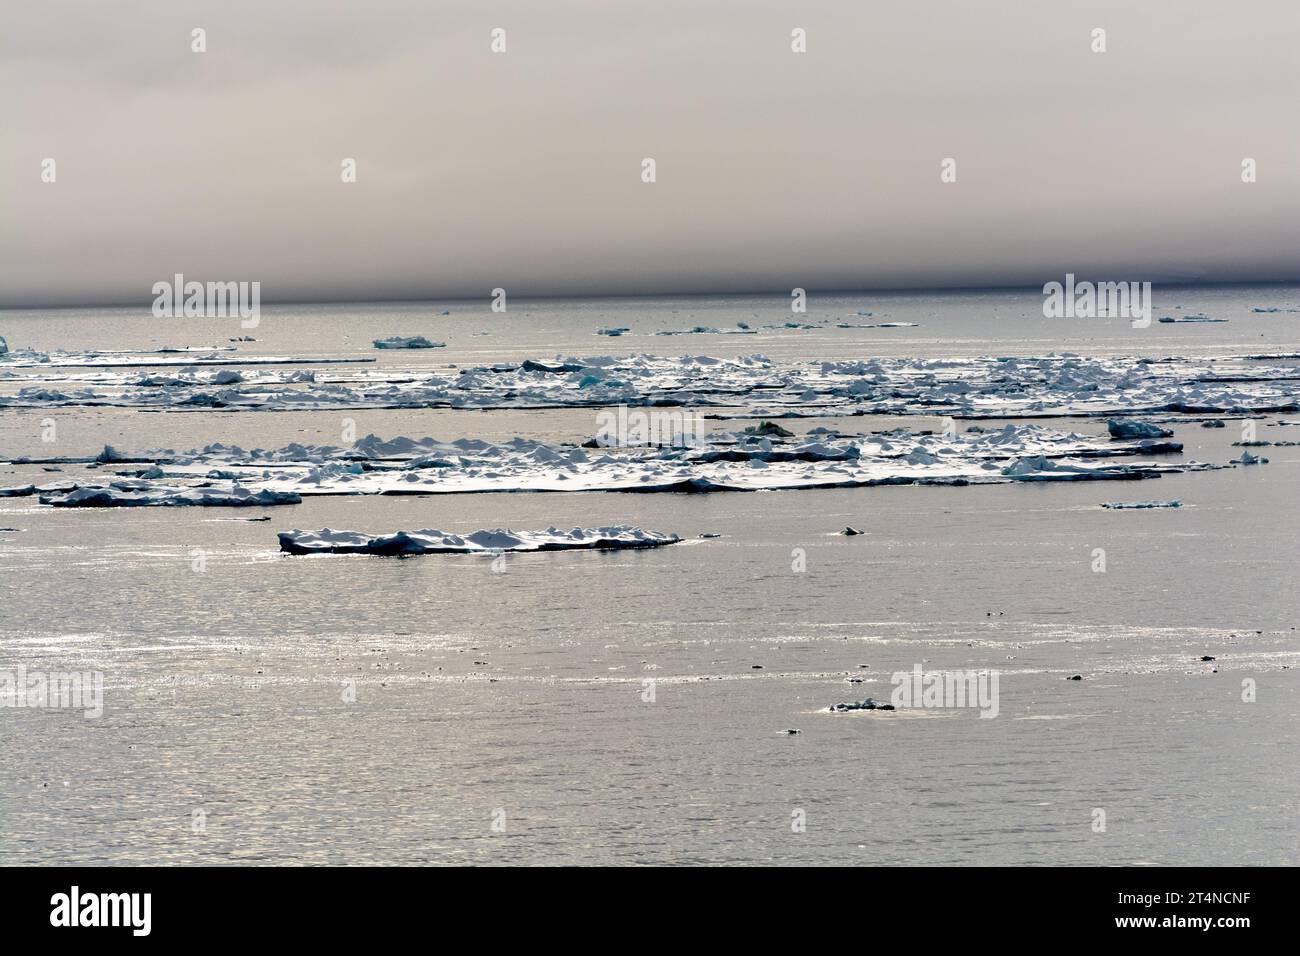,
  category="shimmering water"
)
[1,286,1297,864]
